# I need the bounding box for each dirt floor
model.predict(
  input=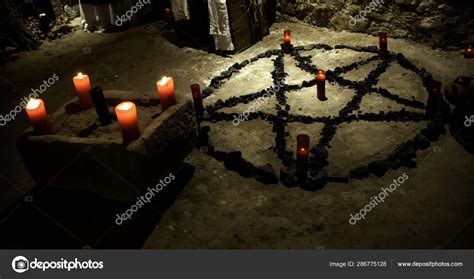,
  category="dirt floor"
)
[0,20,473,248]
